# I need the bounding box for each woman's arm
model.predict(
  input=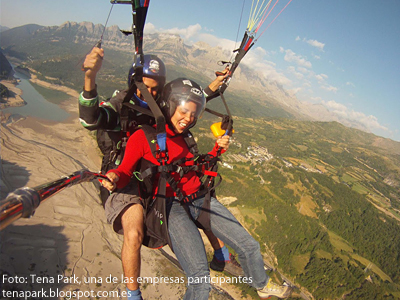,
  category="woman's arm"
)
[209,135,230,157]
